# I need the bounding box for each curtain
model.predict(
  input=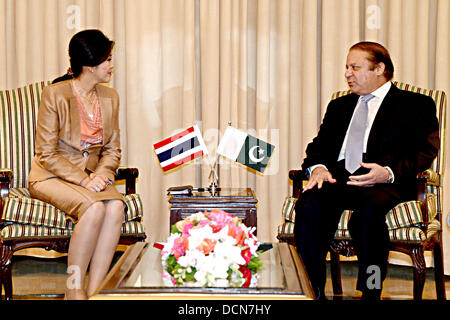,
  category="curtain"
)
[1,0,449,274]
